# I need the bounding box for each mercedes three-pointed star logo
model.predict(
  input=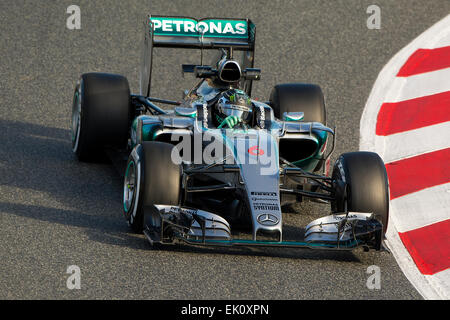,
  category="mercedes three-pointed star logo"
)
[257,213,279,226]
